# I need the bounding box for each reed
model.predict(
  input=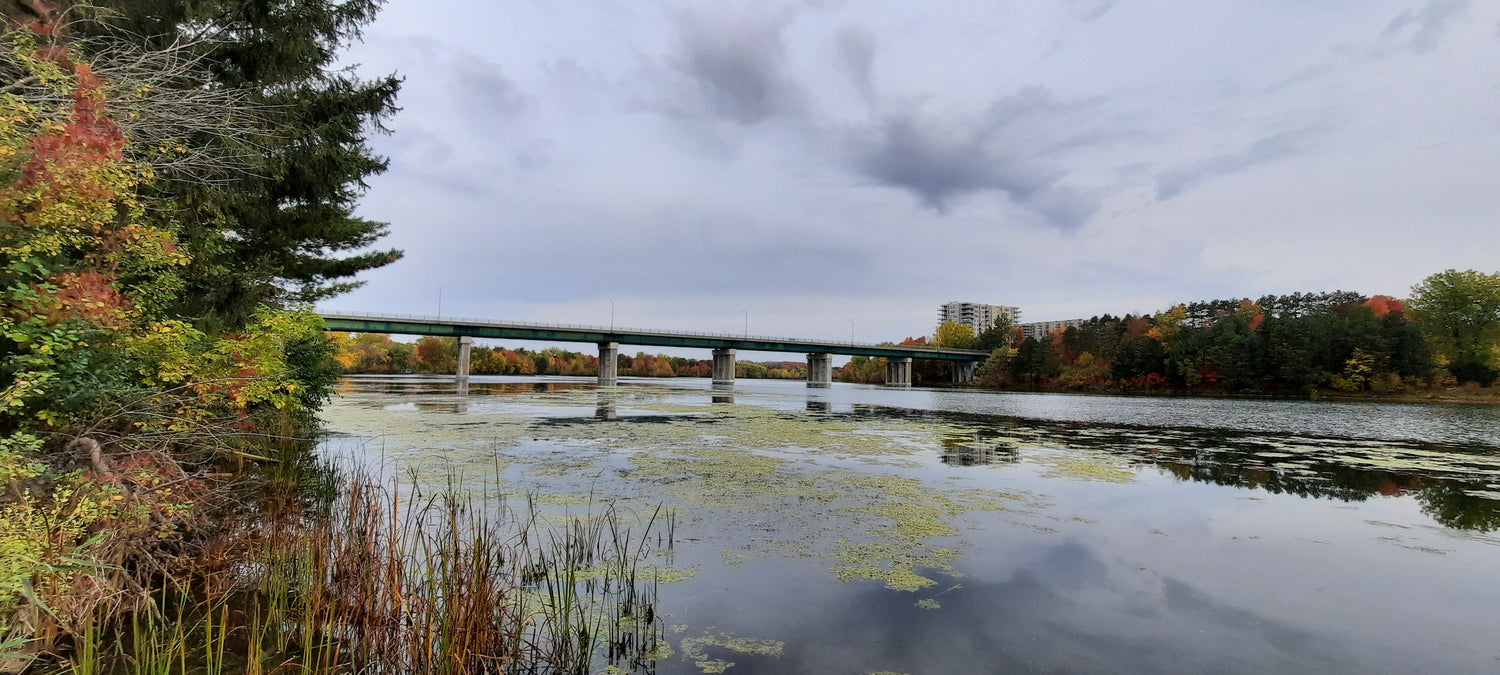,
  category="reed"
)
[279,472,667,673]
[40,464,668,674]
